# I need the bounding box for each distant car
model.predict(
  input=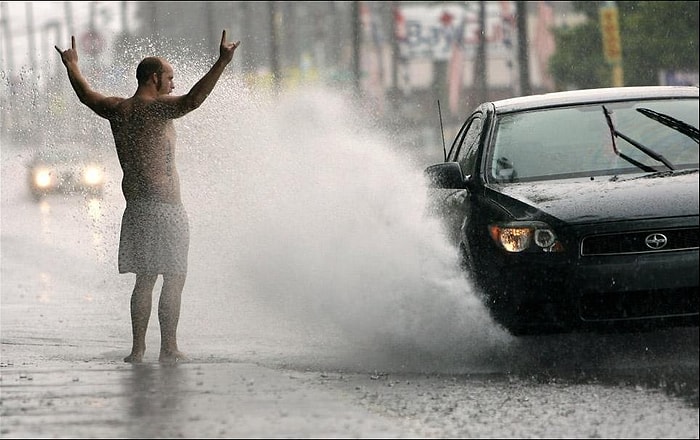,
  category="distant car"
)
[27,146,107,200]
[425,86,699,335]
